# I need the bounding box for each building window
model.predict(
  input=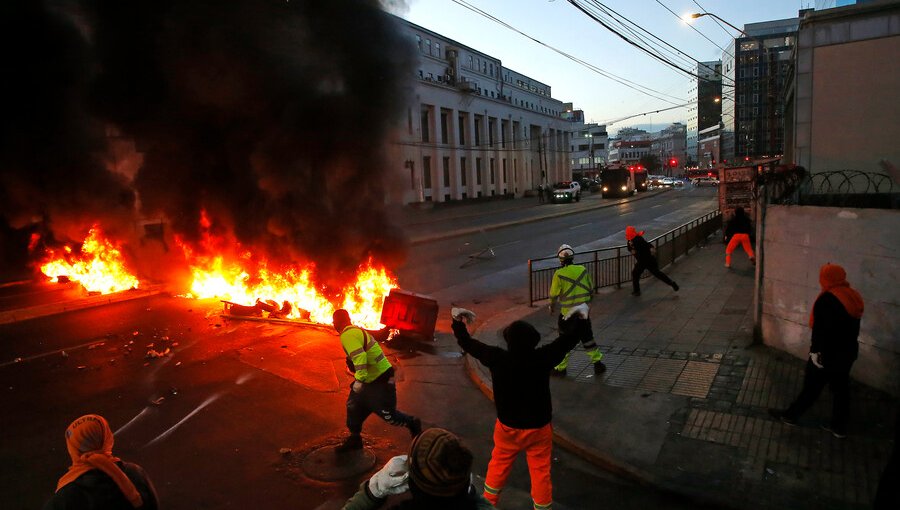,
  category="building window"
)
[434,42,441,58]
[490,158,495,184]
[753,94,759,104]
[467,55,473,68]
[443,157,450,187]
[461,157,467,186]
[501,122,507,148]
[415,35,421,50]
[753,67,759,77]
[458,113,467,145]
[474,116,482,146]
[502,159,507,183]
[421,107,430,142]
[488,118,495,147]
[476,158,483,185]
[440,111,449,144]
[423,156,432,189]
[425,39,431,54]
